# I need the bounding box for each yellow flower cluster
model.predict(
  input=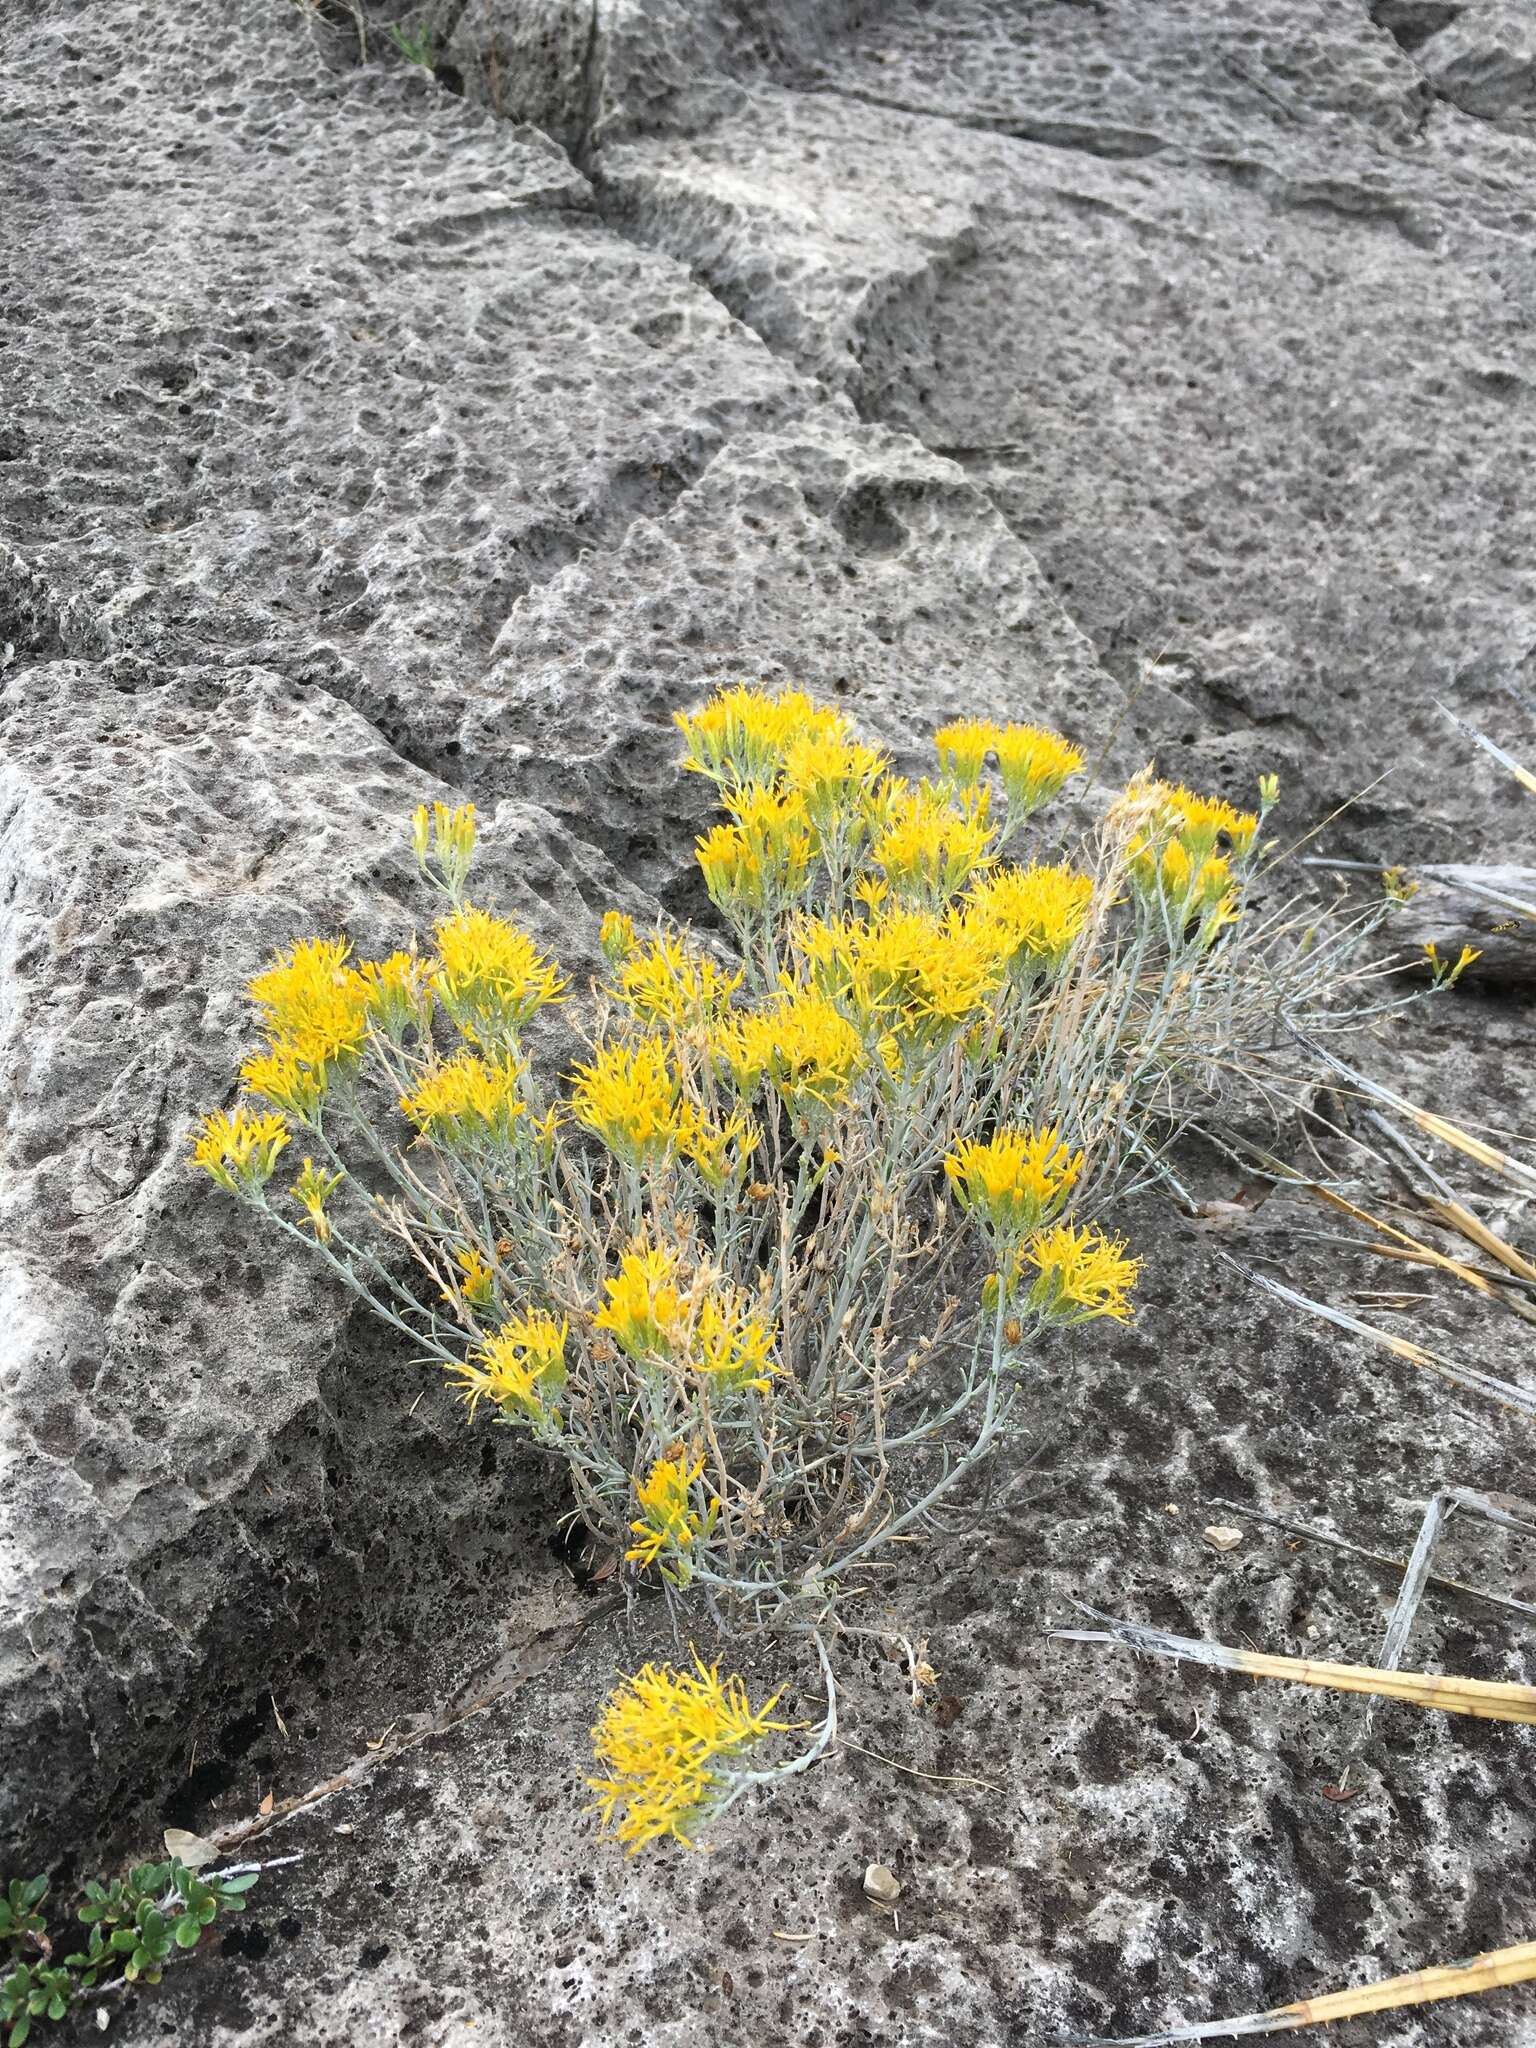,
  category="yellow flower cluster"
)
[289,1157,343,1241]
[713,987,865,1114]
[692,1291,777,1392]
[589,1655,788,1851]
[626,1452,708,1572]
[944,1125,1084,1242]
[412,800,477,899]
[189,1106,291,1192]
[358,951,430,1041]
[570,1037,684,1166]
[1120,778,1259,936]
[780,728,889,830]
[242,936,371,1117]
[795,907,1002,1050]
[448,1243,497,1308]
[399,1049,527,1144]
[613,932,743,1027]
[1017,1222,1139,1324]
[594,1242,777,1390]
[934,718,1085,814]
[696,782,815,916]
[963,863,1094,972]
[675,685,850,788]
[431,906,567,1043]
[444,1309,568,1423]
[871,783,993,898]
